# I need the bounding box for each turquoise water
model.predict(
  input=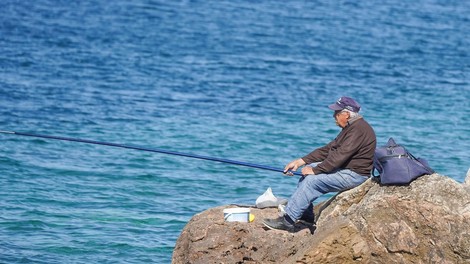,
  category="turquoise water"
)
[1,0,469,263]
